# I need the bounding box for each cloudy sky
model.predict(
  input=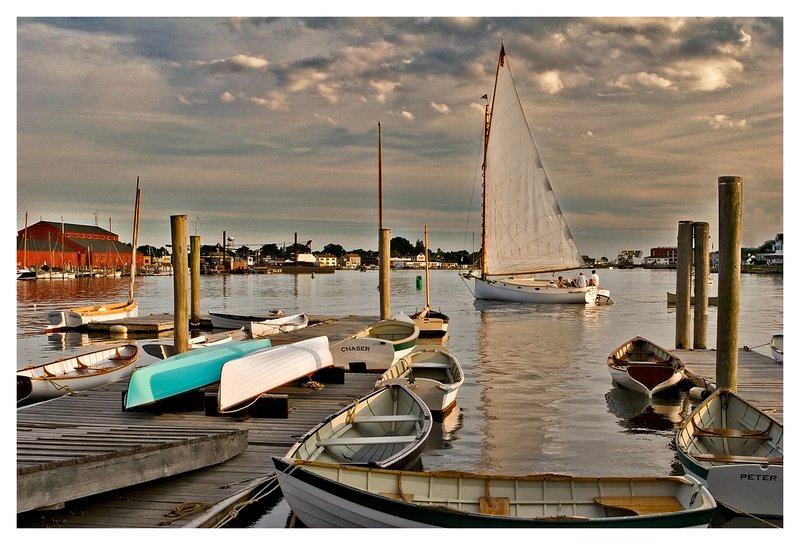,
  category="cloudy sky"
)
[13,11,786,259]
